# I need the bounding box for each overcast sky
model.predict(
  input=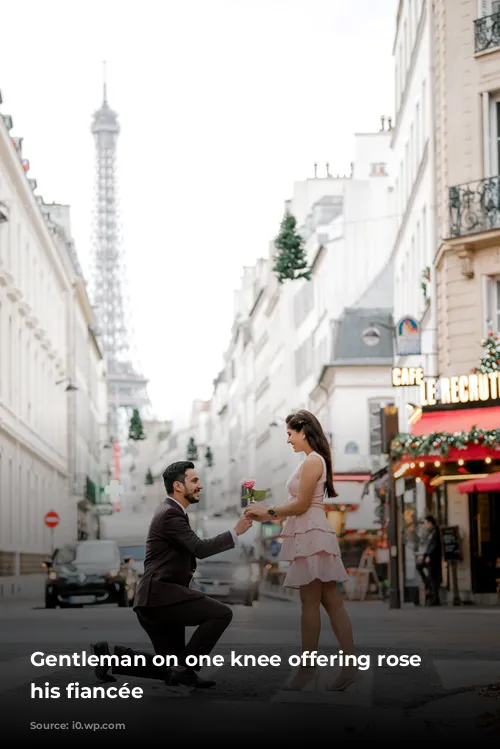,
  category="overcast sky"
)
[0,0,398,426]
